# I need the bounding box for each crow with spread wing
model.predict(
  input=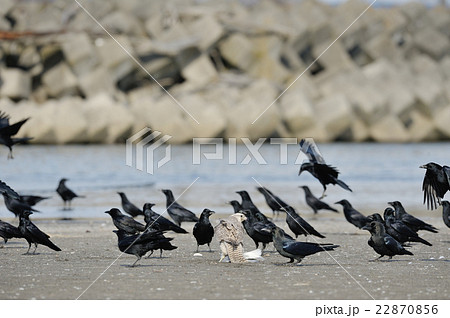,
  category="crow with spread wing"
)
[0,111,32,159]
[420,162,450,210]
[298,139,351,198]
